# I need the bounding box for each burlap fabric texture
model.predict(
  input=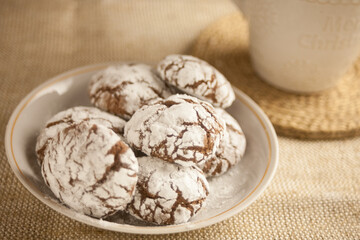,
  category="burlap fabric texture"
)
[192,13,360,140]
[0,0,359,239]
